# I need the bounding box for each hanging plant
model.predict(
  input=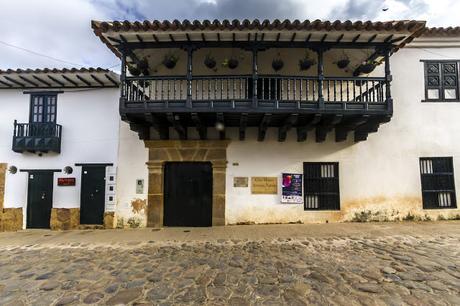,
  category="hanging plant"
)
[299,53,316,71]
[138,58,150,75]
[334,52,350,69]
[162,52,179,69]
[204,54,217,69]
[272,53,284,72]
[222,57,239,69]
[127,65,141,76]
[358,59,377,74]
